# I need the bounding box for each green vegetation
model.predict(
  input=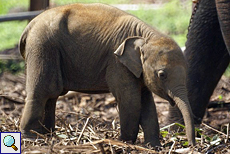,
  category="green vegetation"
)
[0,0,29,50]
[129,0,192,46]
[0,21,28,50]
[0,59,25,74]
[224,66,230,77]
[0,0,29,15]
[54,0,131,5]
